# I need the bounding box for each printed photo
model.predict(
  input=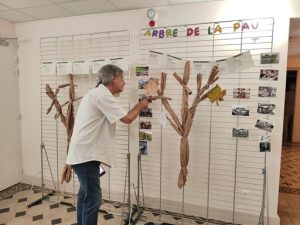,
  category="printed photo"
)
[139,130,152,141]
[232,105,249,116]
[136,66,149,76]
[139,141,148,155]
[255,119,274,132]
[139,94,146,101]
[138,79,149,89]
[259,69,279,81]
[257,103,276,115]
[259,136,271,152]
[260,52,279,64]
[232,128,249,138]
[233,88,250,99]
[139,121,152,129]
[258,86,277,97]
[140,108,153,117]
